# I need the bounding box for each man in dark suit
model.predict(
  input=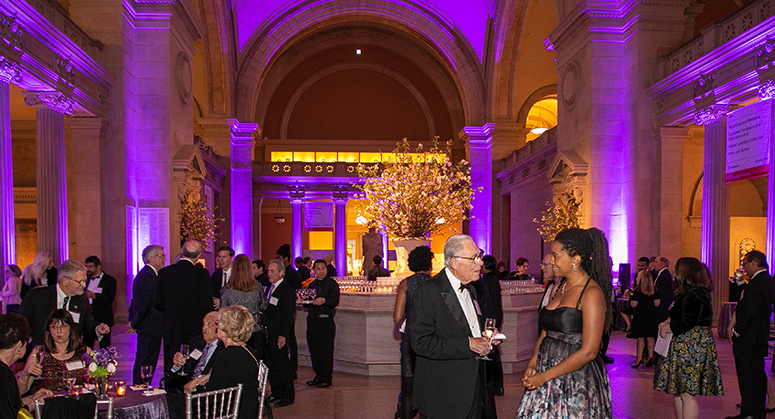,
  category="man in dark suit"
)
[276,243,301,377]
[210,245,234,308]
[474,255,502,418]
[155,240,213,372]
[727,250,775,419]
[323,254,338,277]
[20,260,110,346]
[653,256,673,324]
[83,256,117,349]
[295,257,311,280]
[264,259,296,407]
[410,235,499,419]
[127,245,166,386]
[164,311,223,389]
